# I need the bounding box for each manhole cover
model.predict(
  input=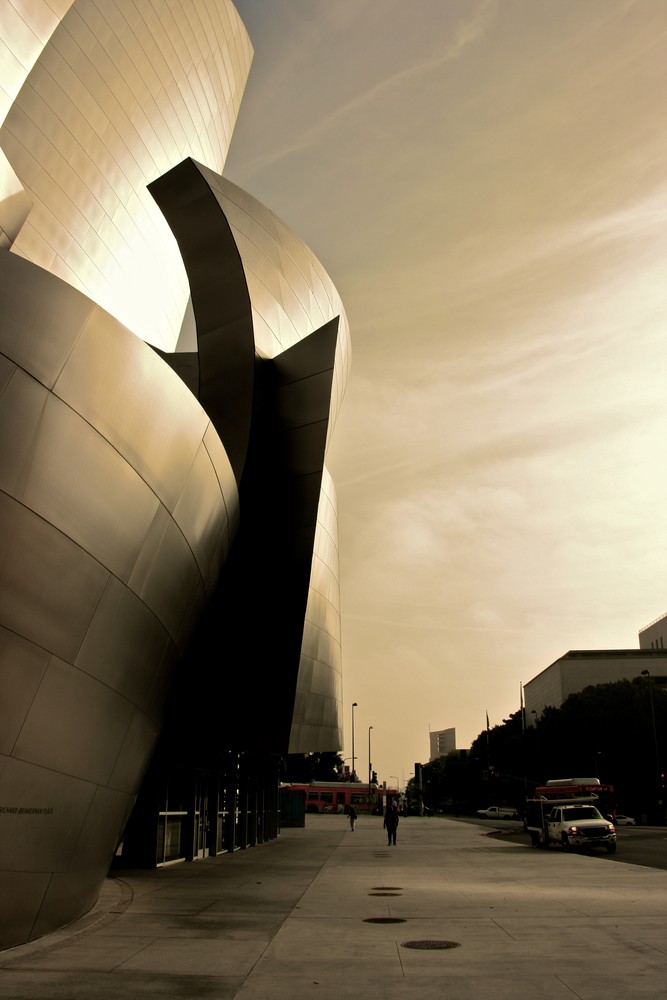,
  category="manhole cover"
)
[364,917,406,924]
[401,940,461,950]
[368,892,401,897]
